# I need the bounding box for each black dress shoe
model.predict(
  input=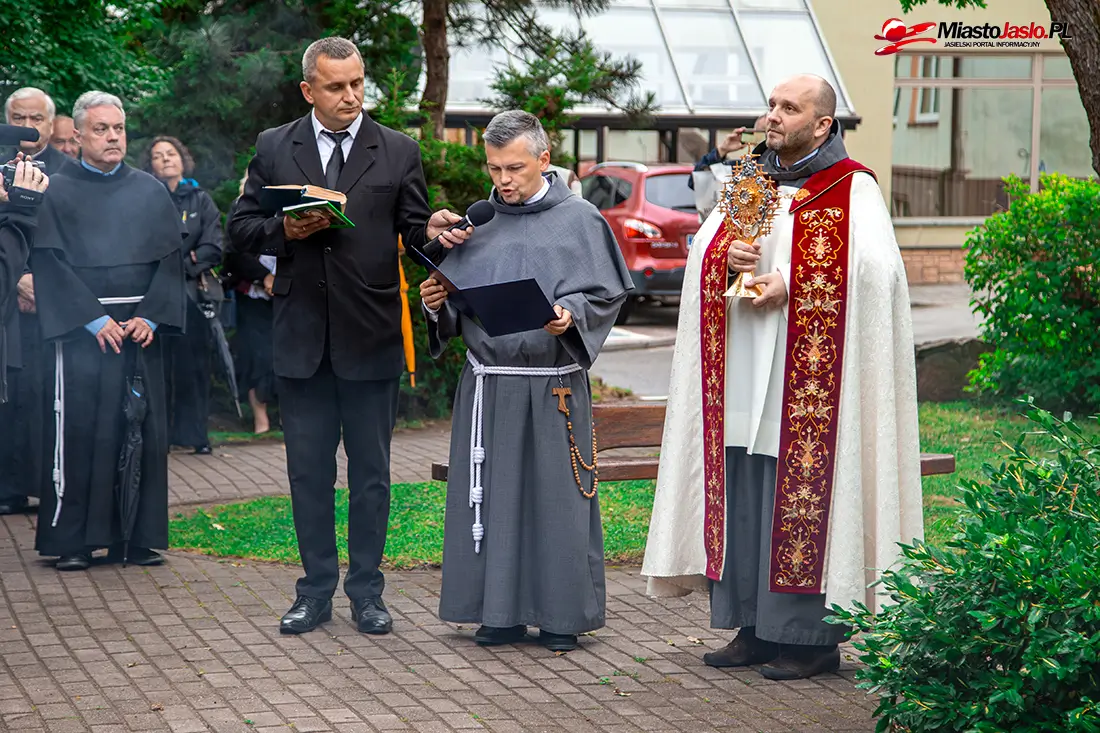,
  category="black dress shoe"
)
[538,631,578,652]
[474,625,528,645]
[759,645,841,680]
[194,445,212,455]
[107,545,164,566]
[280,597,332,635]
[56,554,92,571]
[0,497,29,515]
[703,627,780,668]
[350,596,393,635]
